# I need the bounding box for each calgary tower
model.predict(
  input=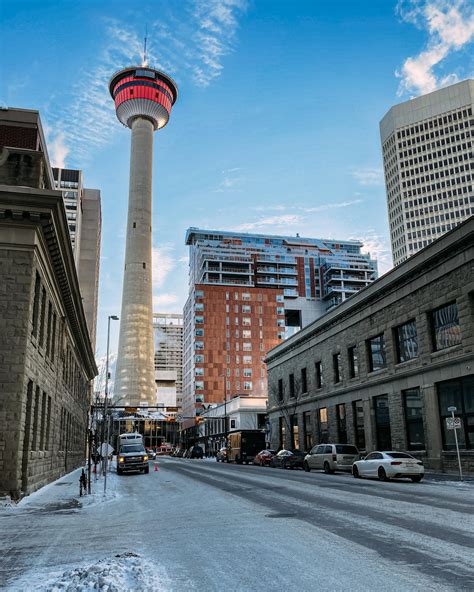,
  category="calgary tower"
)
[109,63,178,407]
